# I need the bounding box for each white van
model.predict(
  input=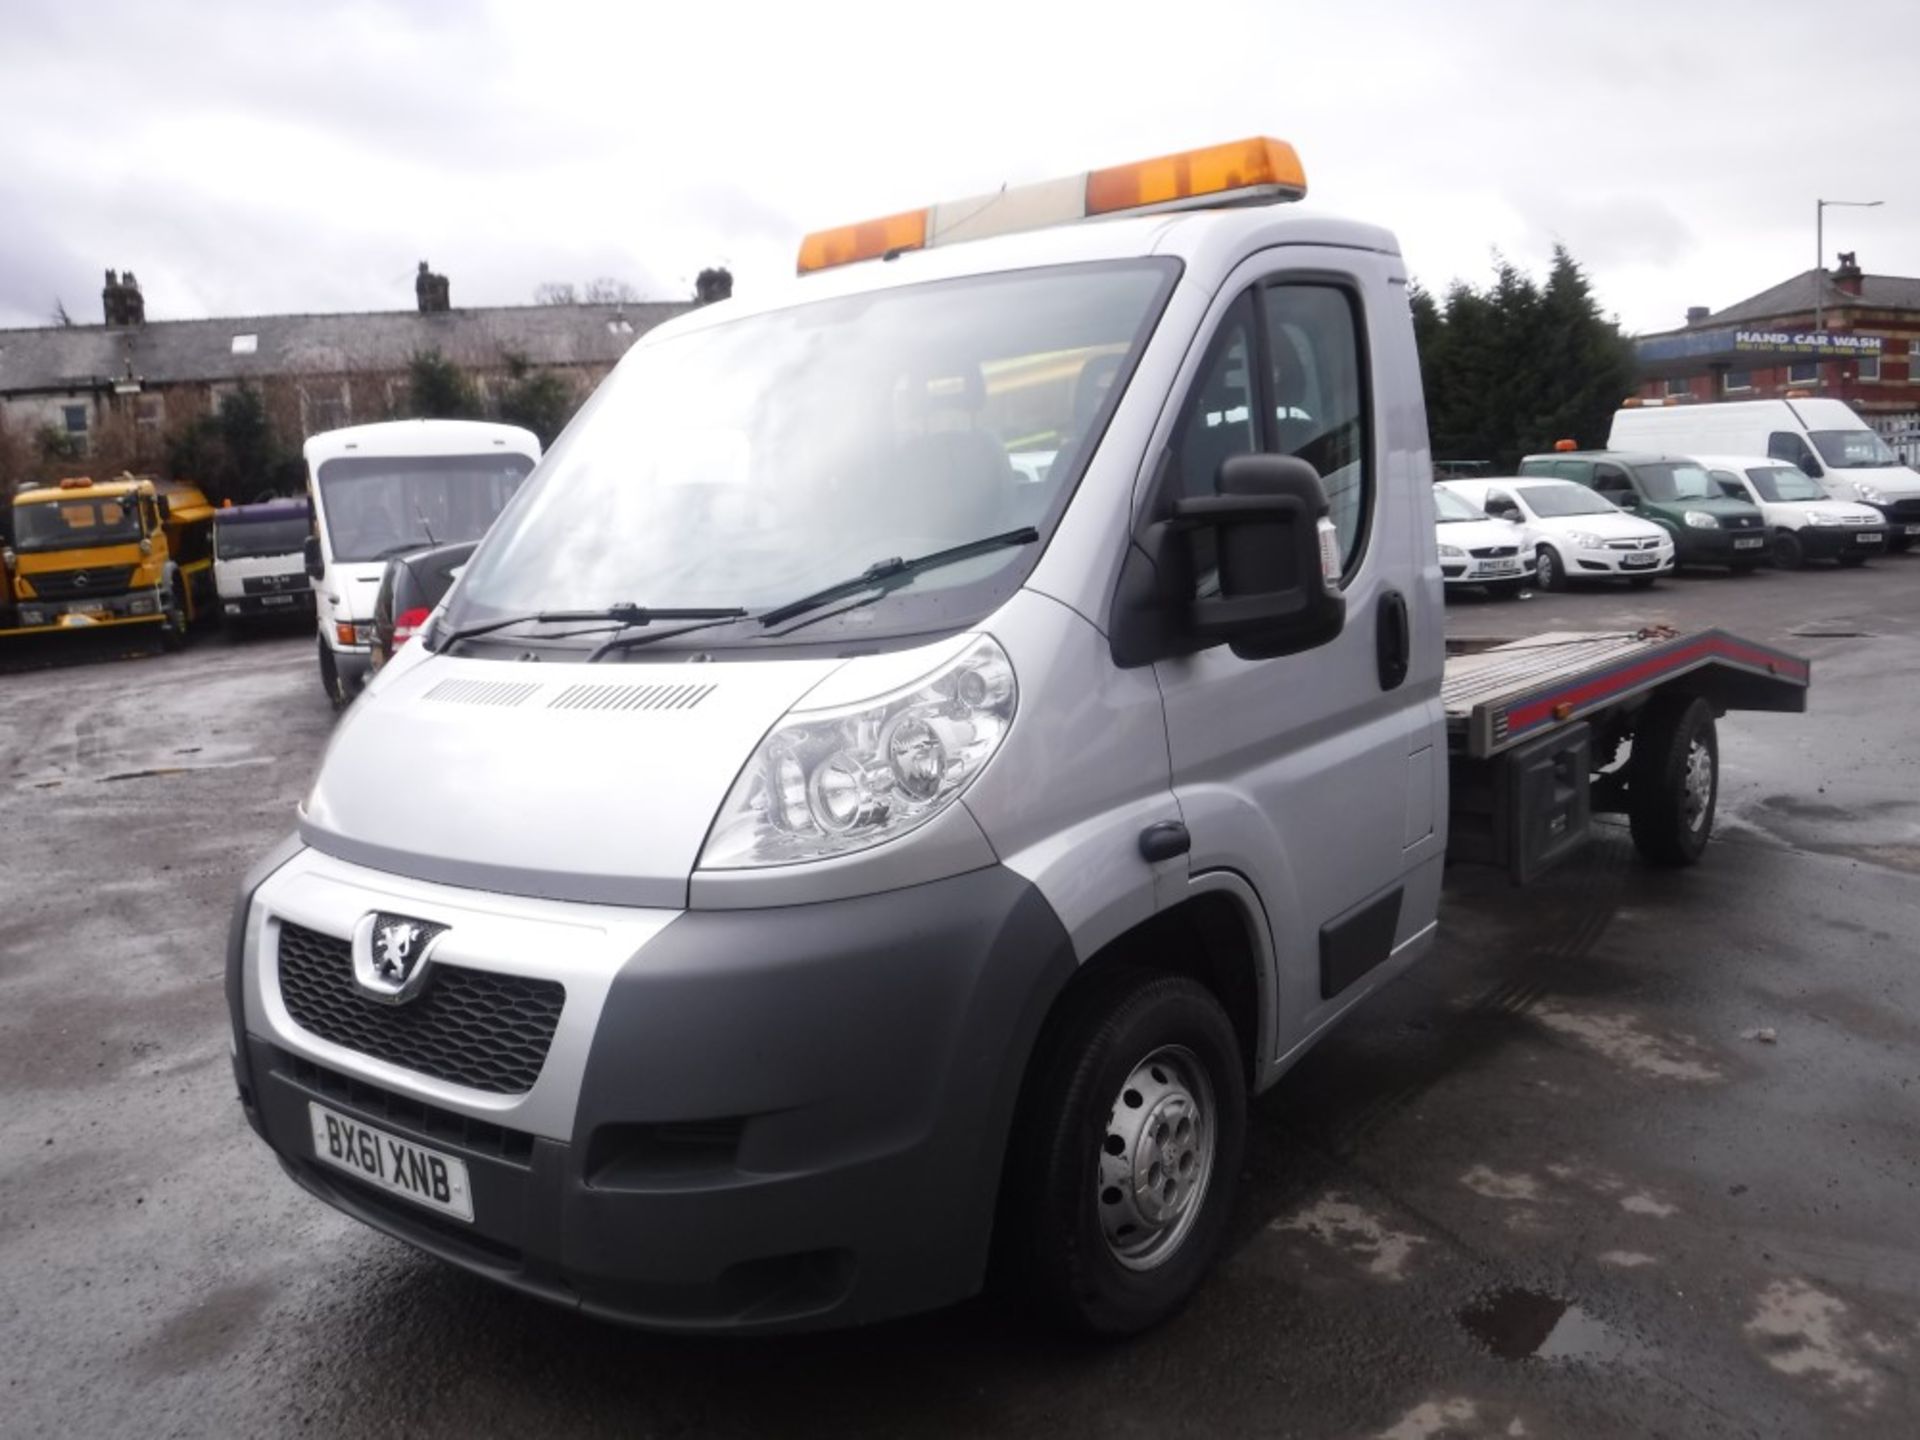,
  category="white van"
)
[1691,455,1889,568]
[1608,397,1920,549]
[303,420,540,704]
